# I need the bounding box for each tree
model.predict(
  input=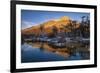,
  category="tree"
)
[72,20,77,37]
[39,24,44,37]
[63,20,76,37]
[80,16,90,38]
[52,26,58,37]
[81,16,86,23]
